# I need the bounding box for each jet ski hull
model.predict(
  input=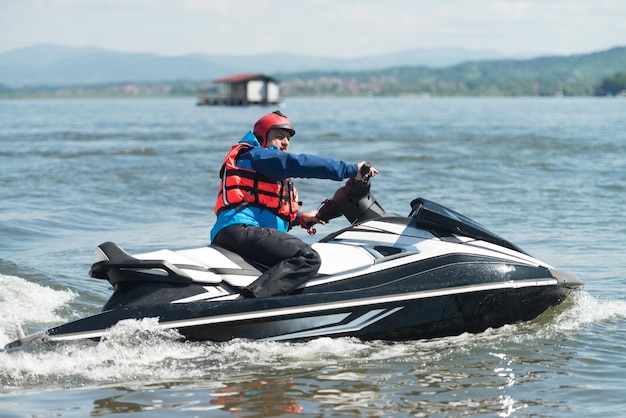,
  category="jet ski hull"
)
[6,257,580,348]
[5,194,583,349]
